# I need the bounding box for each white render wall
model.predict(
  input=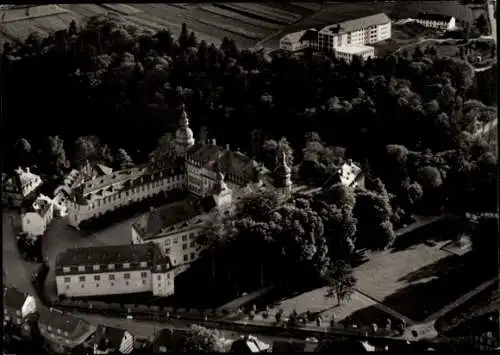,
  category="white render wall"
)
[68,174,185,229]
